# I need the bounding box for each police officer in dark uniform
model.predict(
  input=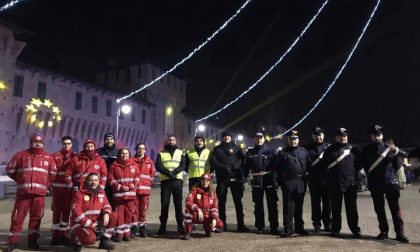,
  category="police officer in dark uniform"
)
[276,130,311,237]
[320,128,361,238]
[96,133,119,206]
[210,131,249,232]
[243,132,279,234]
[304,127,332,232]
[361,125,409,243]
